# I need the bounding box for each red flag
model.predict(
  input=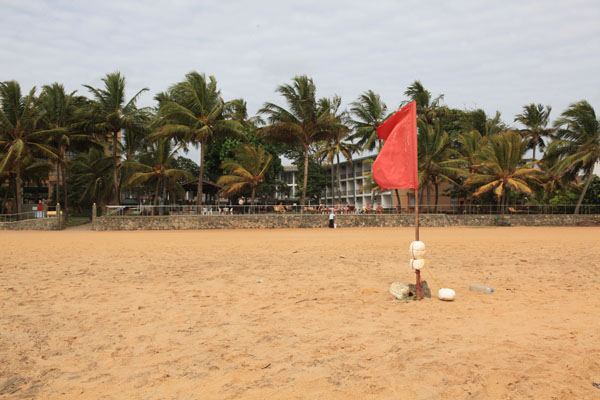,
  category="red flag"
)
[372,101,418,190]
